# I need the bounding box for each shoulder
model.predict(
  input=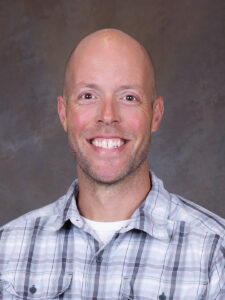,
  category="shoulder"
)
[0,195,68,272]
[151,171,225,244]
[167,191,225,281]
[0,178,77,258]
[0,179,78,234]
[0,196,67,237]
[169,192,225,238]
